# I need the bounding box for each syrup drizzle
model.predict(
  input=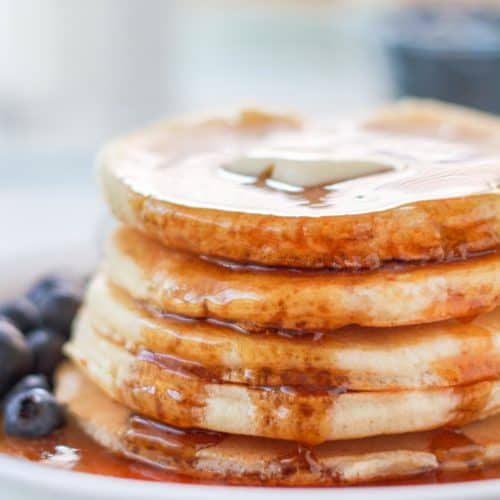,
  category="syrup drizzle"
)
[125,415,224,460]
[116,117,500,217]
[114,413,500,485]
[2,410,500,485]
[88,276,500,392]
